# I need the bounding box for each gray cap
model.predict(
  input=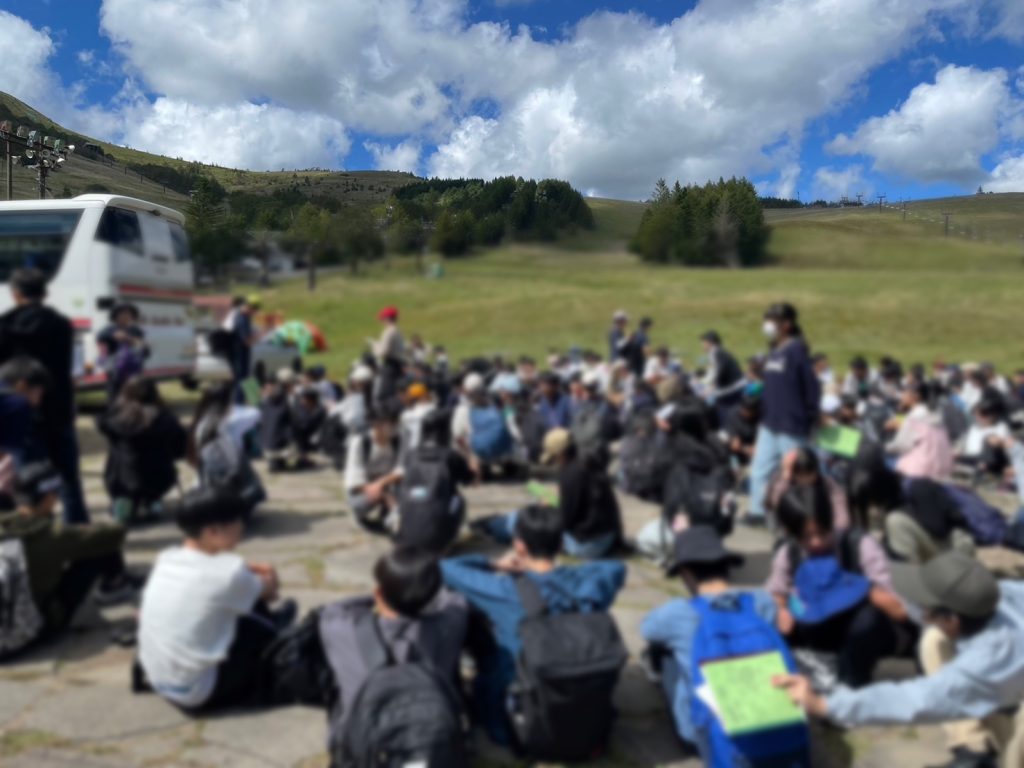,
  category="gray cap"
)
[891,552,999,619]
